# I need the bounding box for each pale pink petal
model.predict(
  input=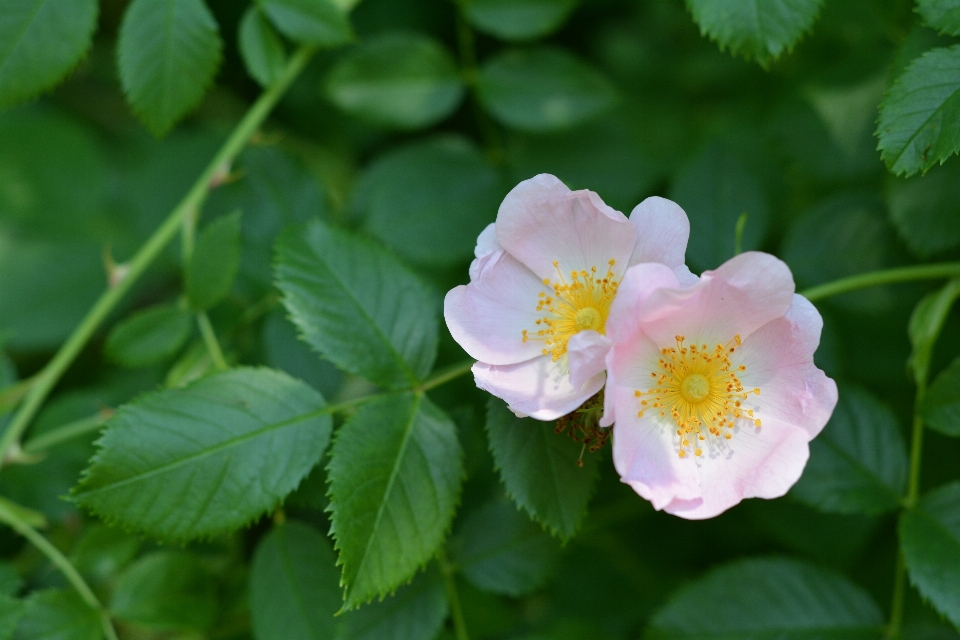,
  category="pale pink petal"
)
[628,196,690,269]
[662,418,811,519]
[567,331,611,390]
[496,174,636,282]
[444,252,544,365]
[672,264,700,288]
[473,357,605,421]
[468,223,502,281]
